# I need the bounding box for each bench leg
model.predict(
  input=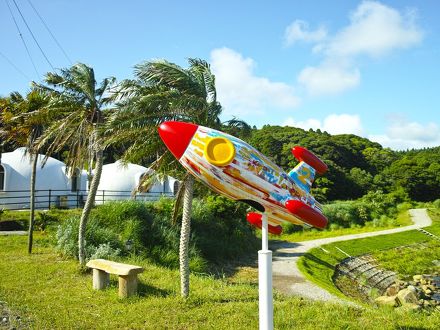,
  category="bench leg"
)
[92,269,110,290]
[118,274,138,298]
